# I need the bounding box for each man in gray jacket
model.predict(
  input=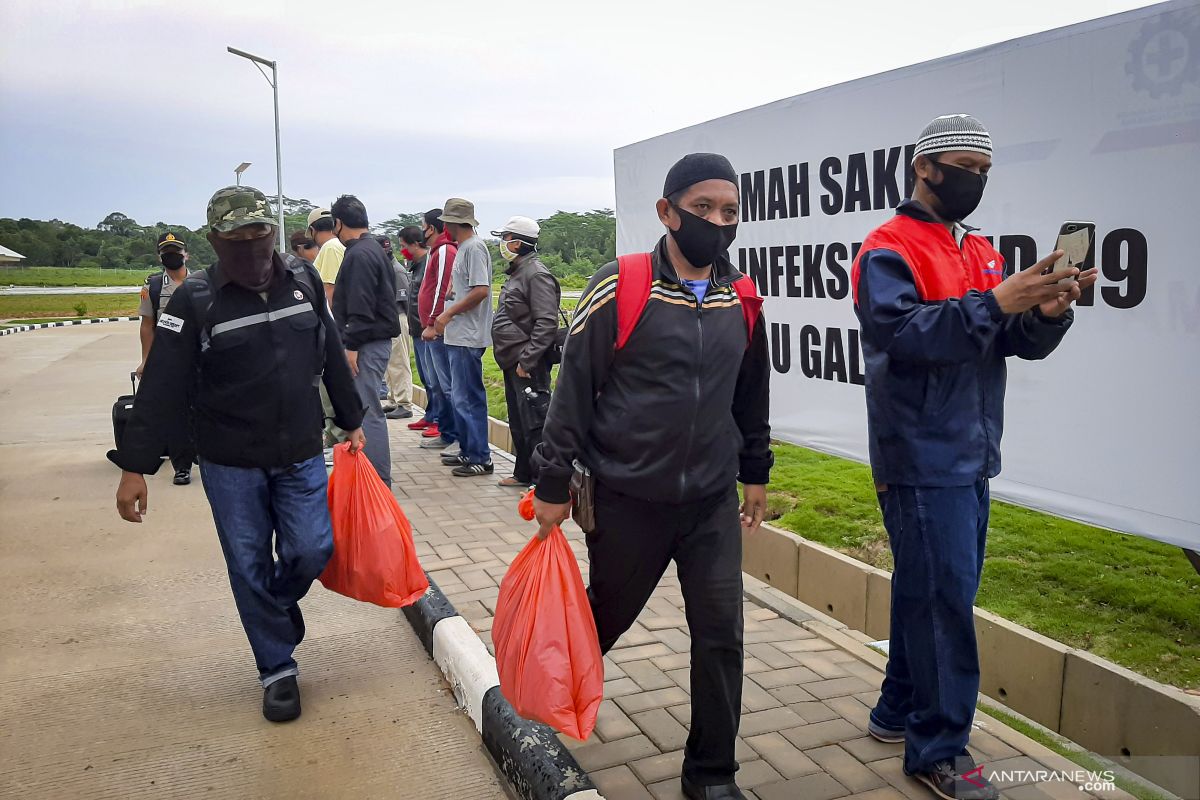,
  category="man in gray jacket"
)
[491,216,561,488]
